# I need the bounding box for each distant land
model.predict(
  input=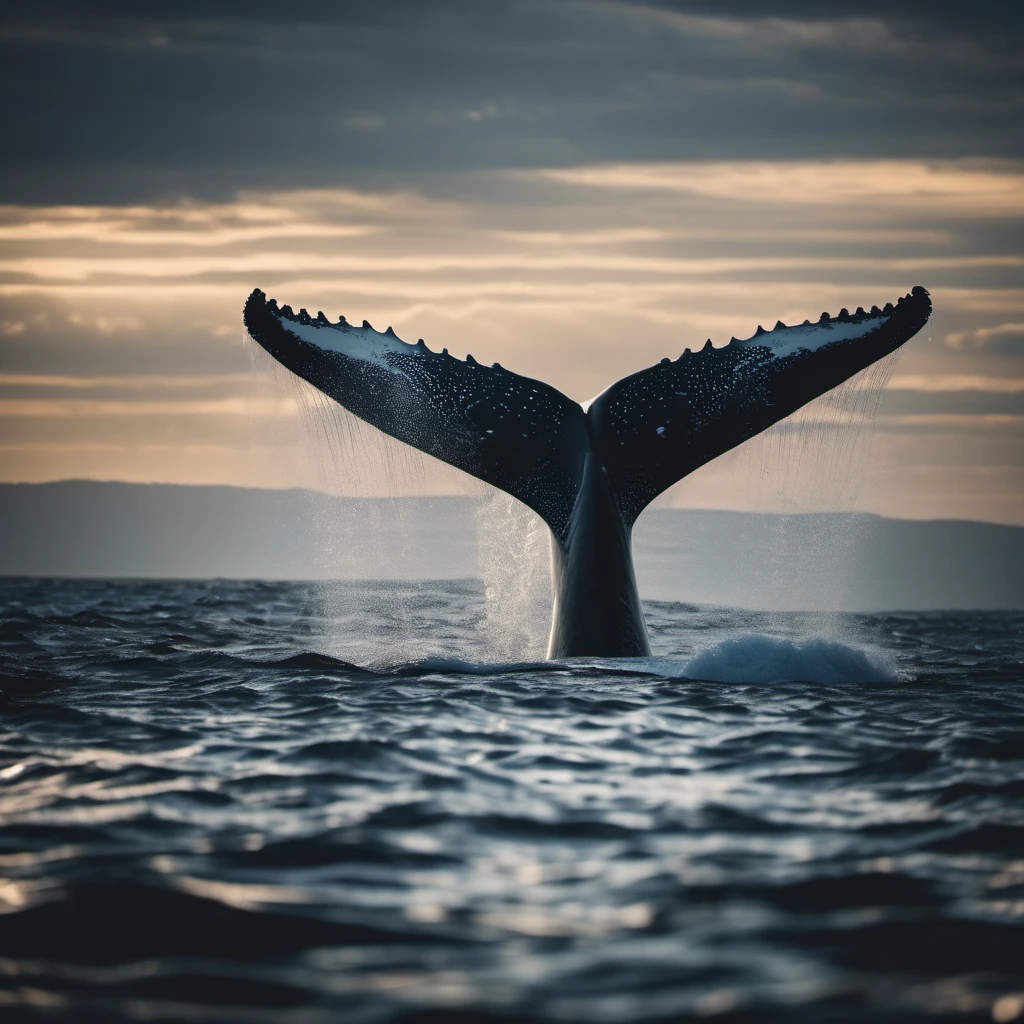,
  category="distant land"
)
[1,481,1022,611]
